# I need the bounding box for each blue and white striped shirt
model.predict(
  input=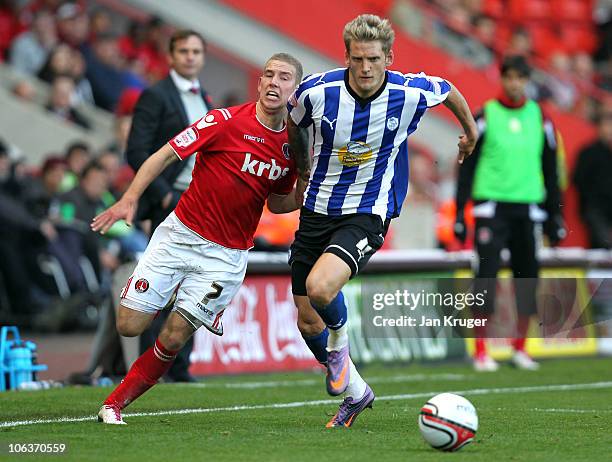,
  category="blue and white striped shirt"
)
[288,68,450,220]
